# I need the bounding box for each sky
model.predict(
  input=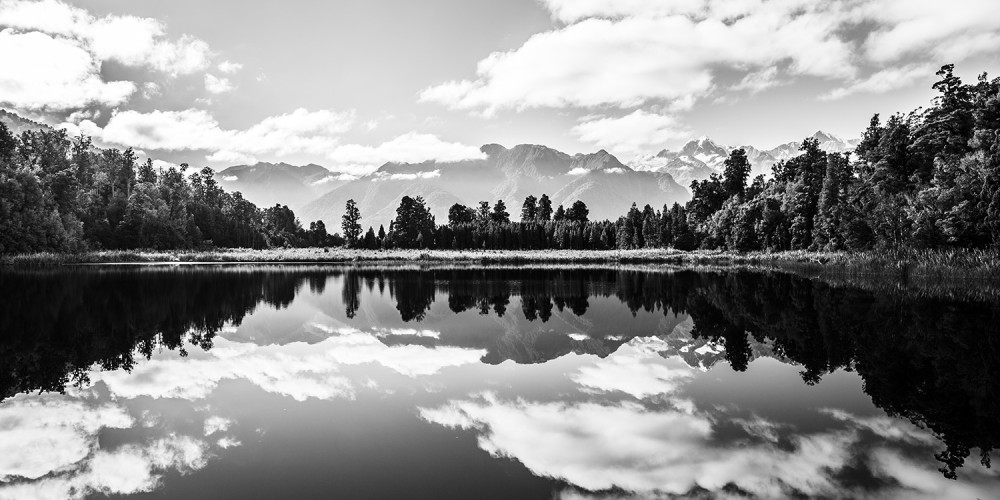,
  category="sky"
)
[2,0,999,174]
